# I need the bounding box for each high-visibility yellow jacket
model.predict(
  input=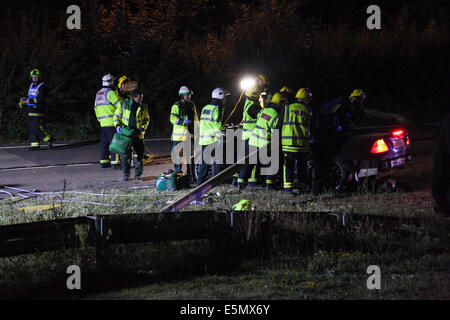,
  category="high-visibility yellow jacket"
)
[199,103,224,146]
[94,87,121,127]
[242,96,262,141]
[249,106,280,148]
[113,99,149,139]
[169,101,199,141]
[281,101,311,152]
